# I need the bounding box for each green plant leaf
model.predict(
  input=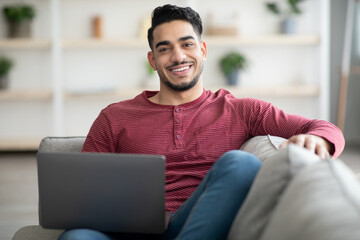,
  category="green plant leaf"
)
[2,4,36,23]
[0,57,13,76]
[219,52,247,76]
[266,3,281,15]
[288,0,305,14]
[146,62,155,75]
